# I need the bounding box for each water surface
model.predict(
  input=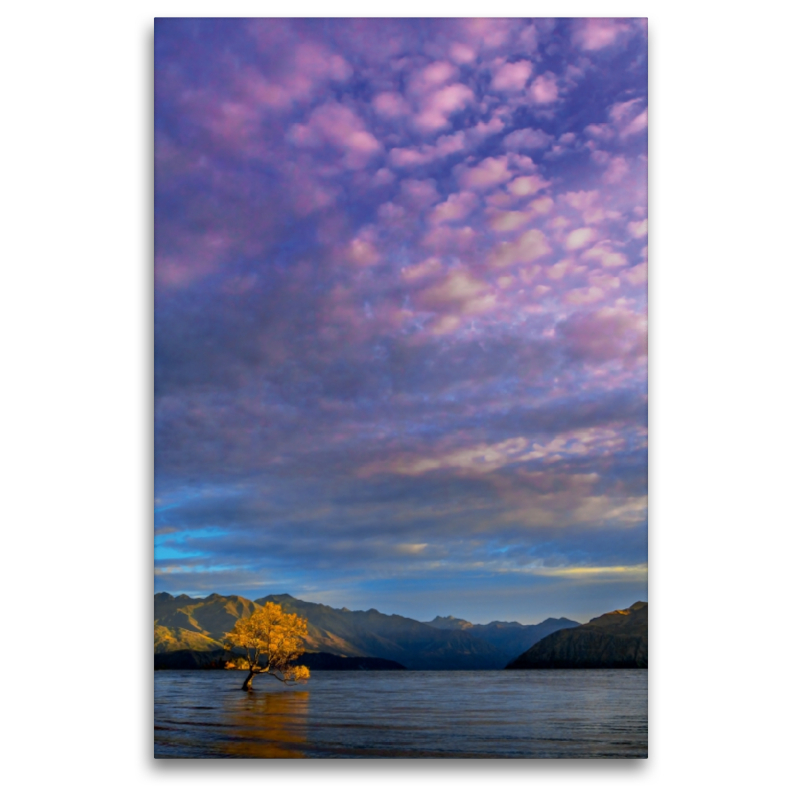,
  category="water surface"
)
[155,670,647,759]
